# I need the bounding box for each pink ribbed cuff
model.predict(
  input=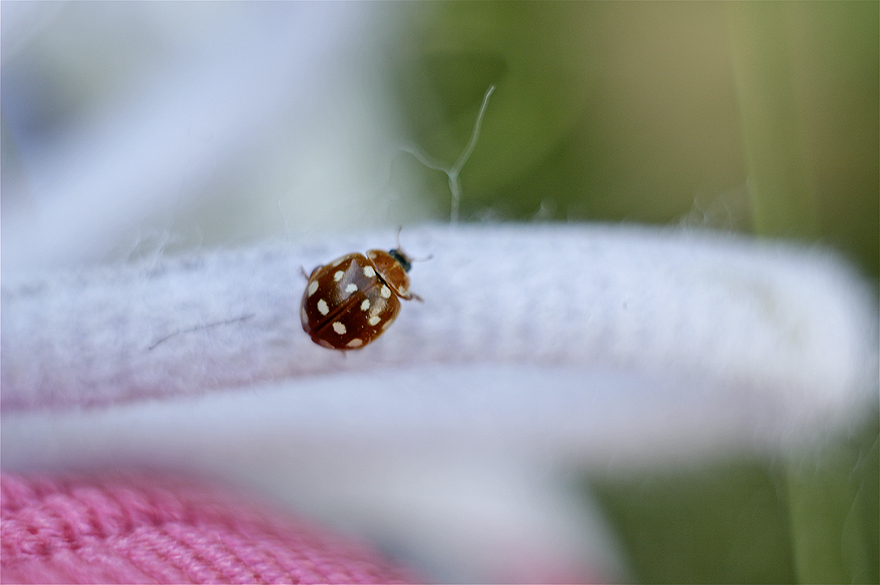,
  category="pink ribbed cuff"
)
[1,472,421,584]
